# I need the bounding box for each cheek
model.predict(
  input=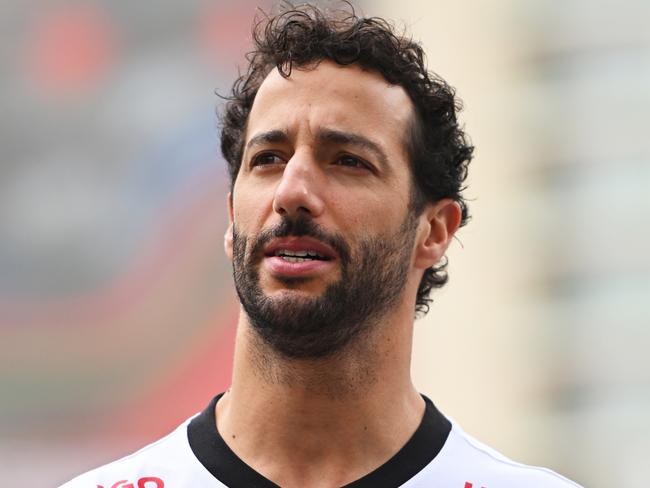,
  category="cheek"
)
[334,190,408,236]
[232,184,274,230]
